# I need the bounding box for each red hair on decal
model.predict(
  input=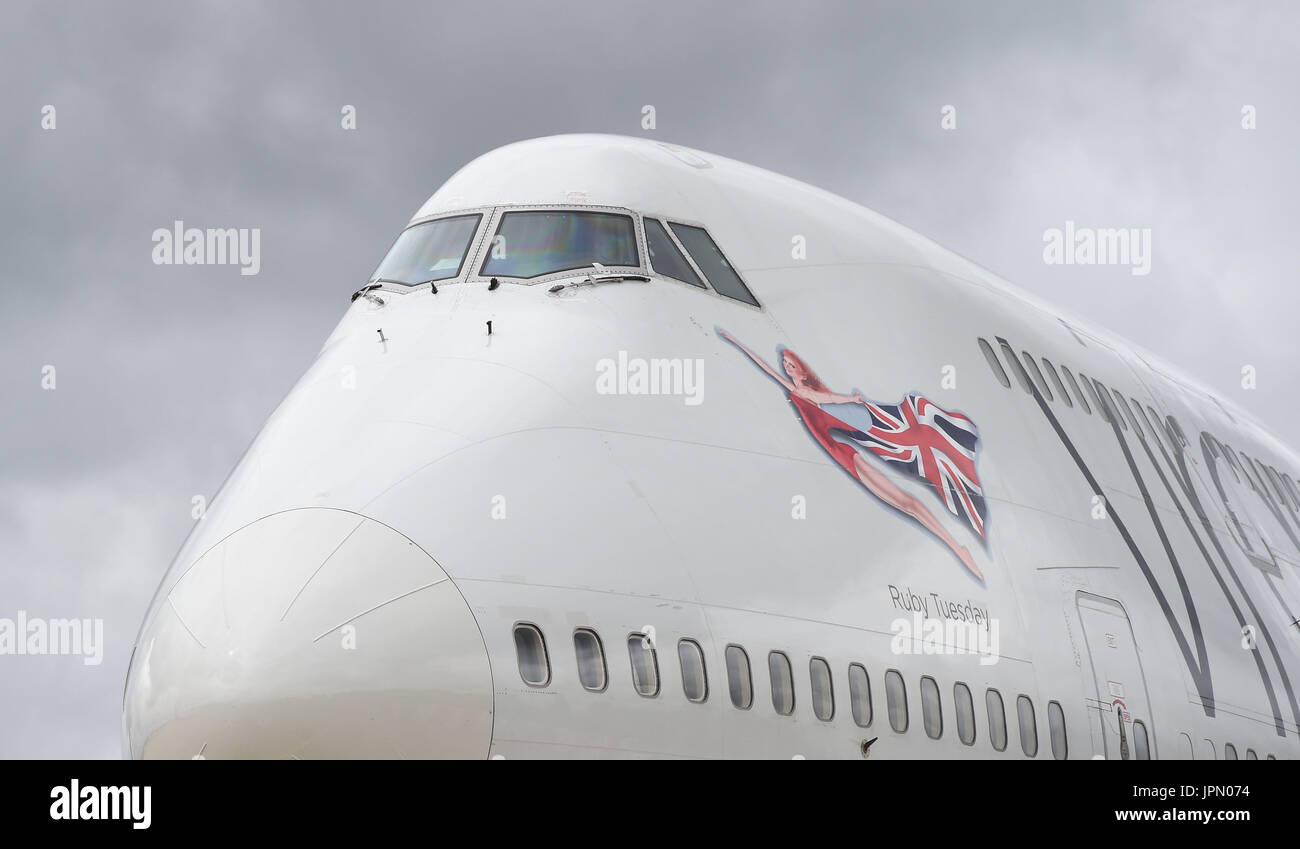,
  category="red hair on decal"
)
[778,346,832,394]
